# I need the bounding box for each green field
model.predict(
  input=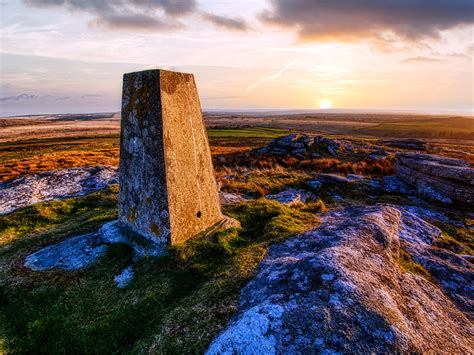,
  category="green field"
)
[207,127,290,139]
